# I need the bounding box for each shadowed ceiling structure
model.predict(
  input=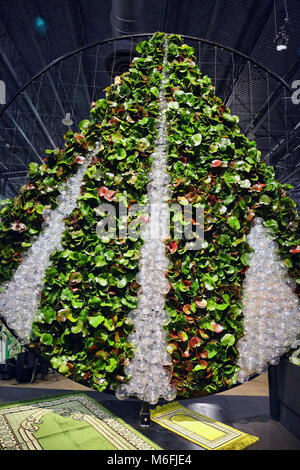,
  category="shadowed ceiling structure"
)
[0,0,299,207]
